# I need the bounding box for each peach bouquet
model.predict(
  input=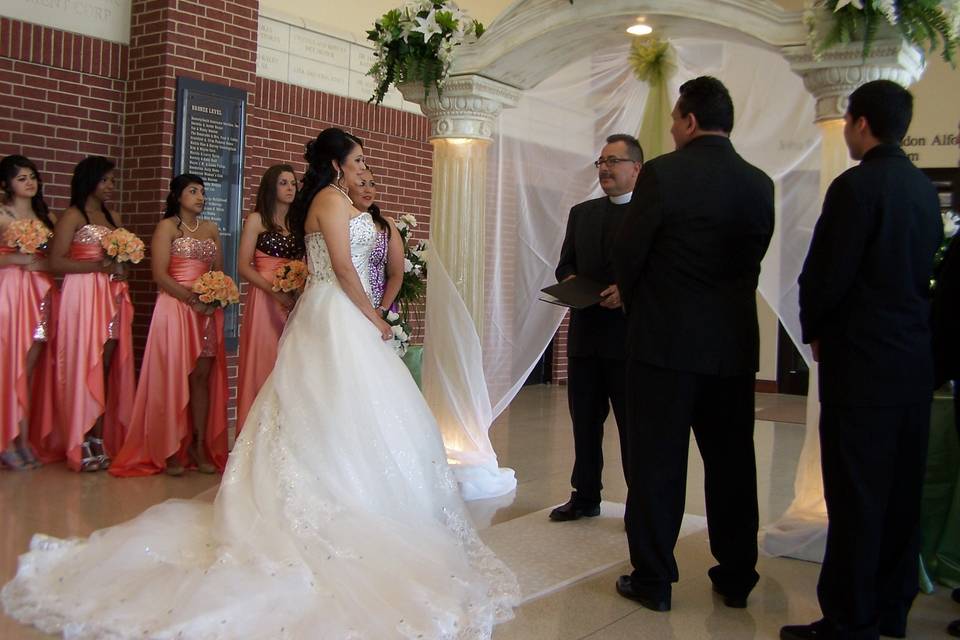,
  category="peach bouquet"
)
[271,260,309,293]
[3,219,52,254]
[101,228,145,264]
[193,271,240,308]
